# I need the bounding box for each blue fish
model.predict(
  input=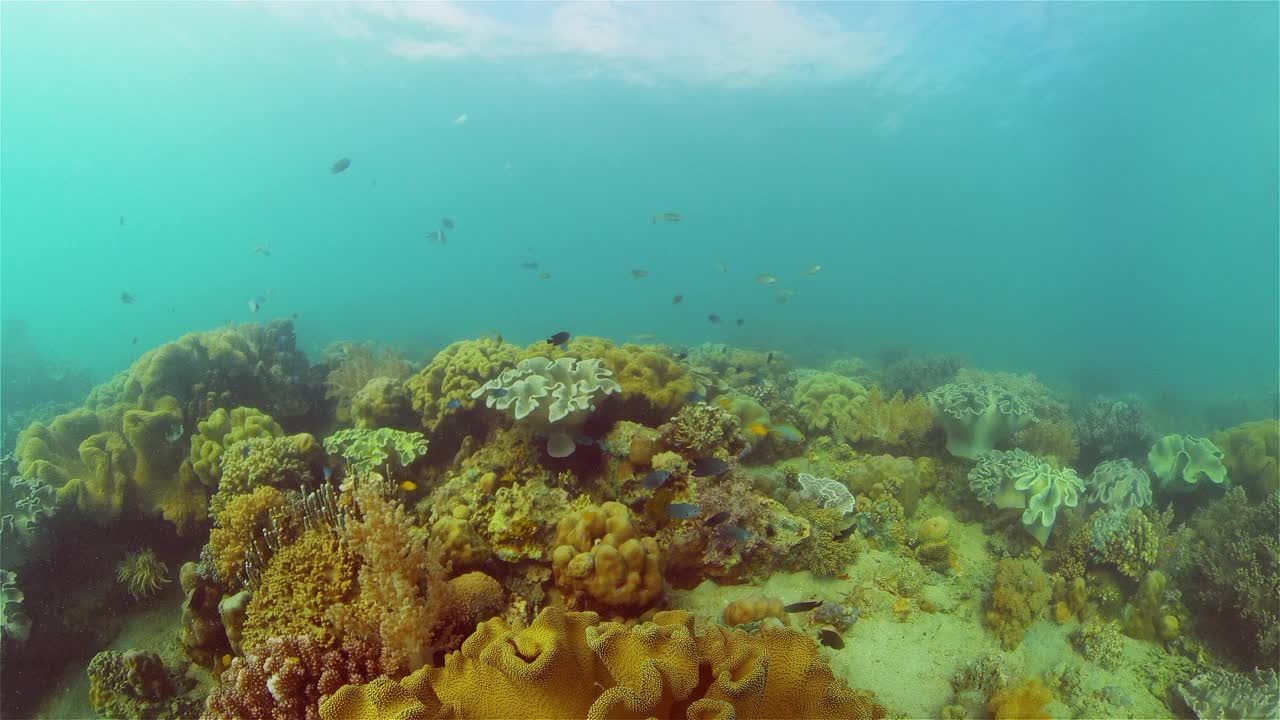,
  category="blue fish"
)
[667,502,700,519]
[322,465,333,482]
[684,390,706,403]
[722,525,752,541]
[641,470,671,490]
[446,398,462,410]
[490,388,508,398]
[692,457,730,477]
[240,444,250,458]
